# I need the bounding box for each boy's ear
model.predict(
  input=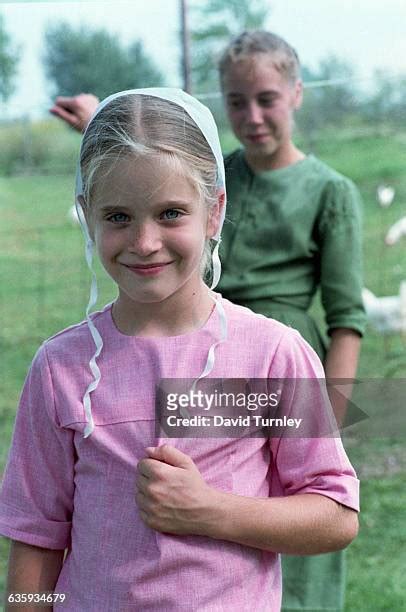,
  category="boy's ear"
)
[207,189,226,238]
[293,79,303,110]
